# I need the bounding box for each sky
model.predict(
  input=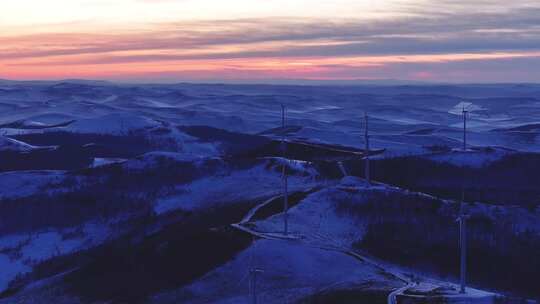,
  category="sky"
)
[1,0,540,83]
